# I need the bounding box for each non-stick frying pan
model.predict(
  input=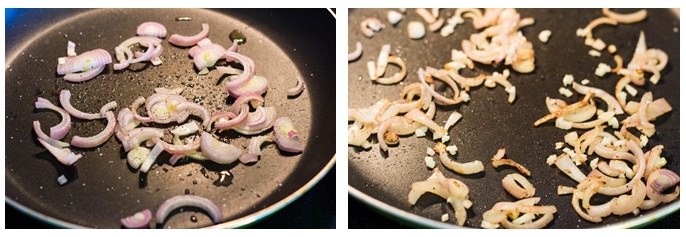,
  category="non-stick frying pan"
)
[5,8,335,228]
[348,8,679,228]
